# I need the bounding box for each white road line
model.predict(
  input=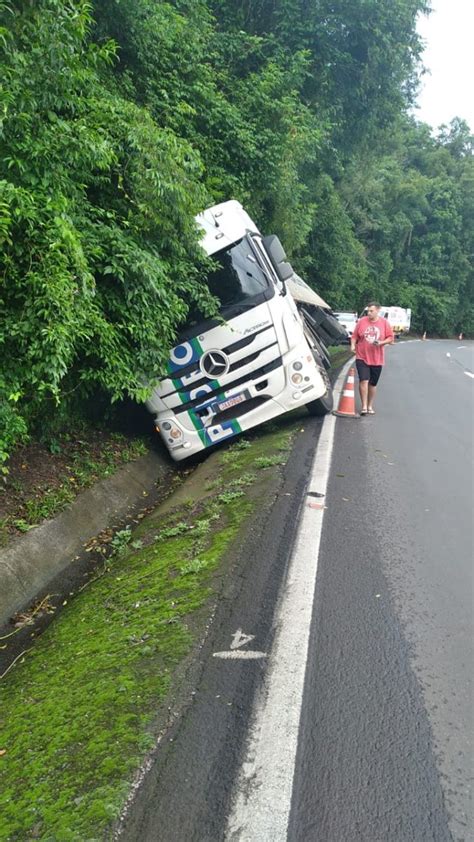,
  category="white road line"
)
[465,371,474,379]
[225,361,352,842]
[213,651,267,660]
